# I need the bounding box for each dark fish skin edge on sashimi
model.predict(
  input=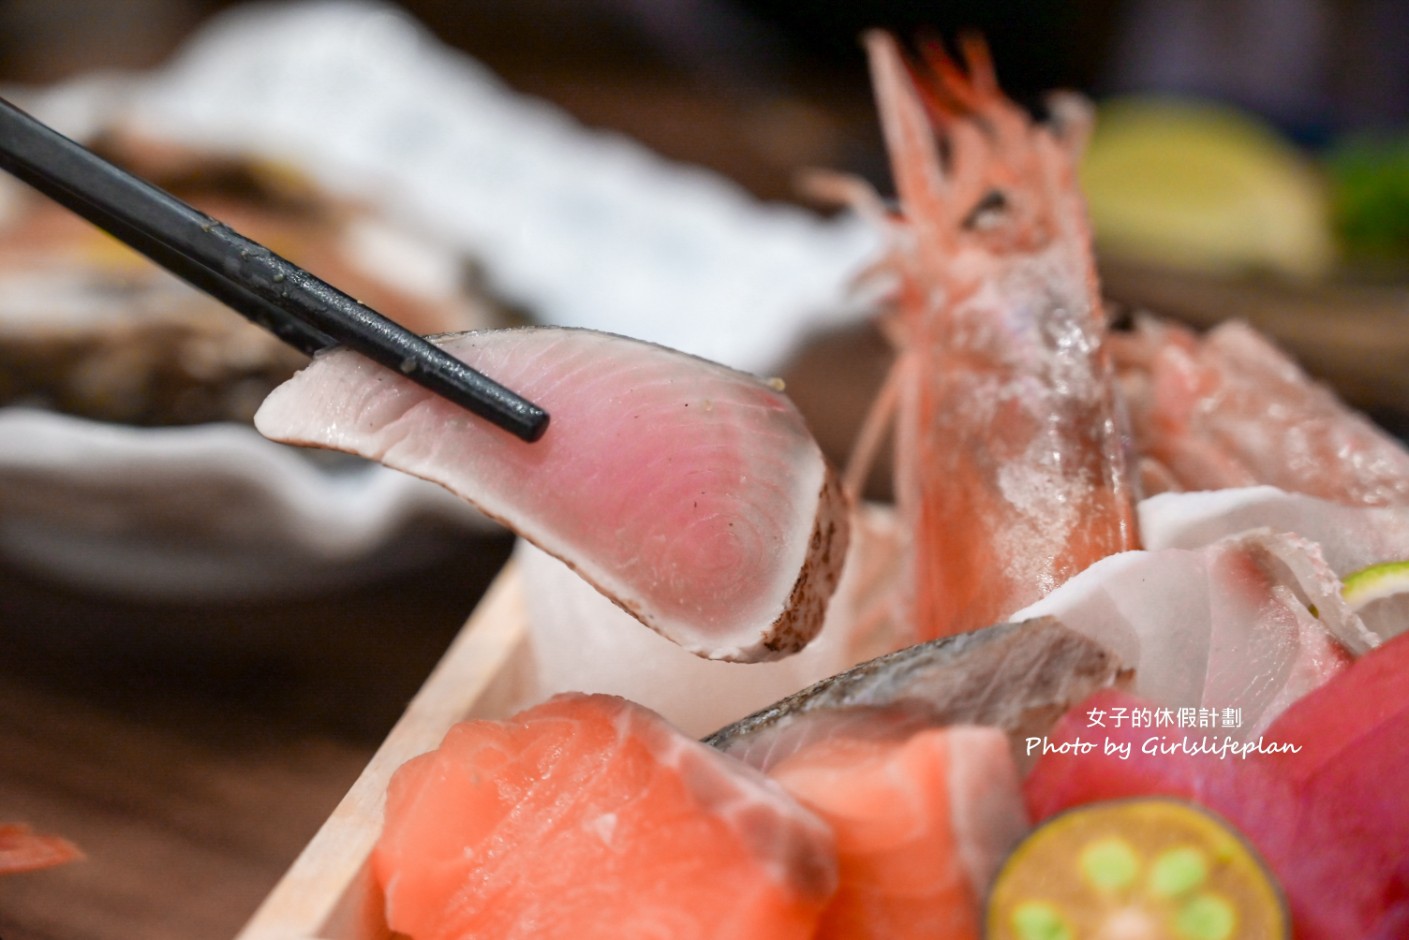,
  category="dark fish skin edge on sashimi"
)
[761,469,851,657]
[705,618,1130,771]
